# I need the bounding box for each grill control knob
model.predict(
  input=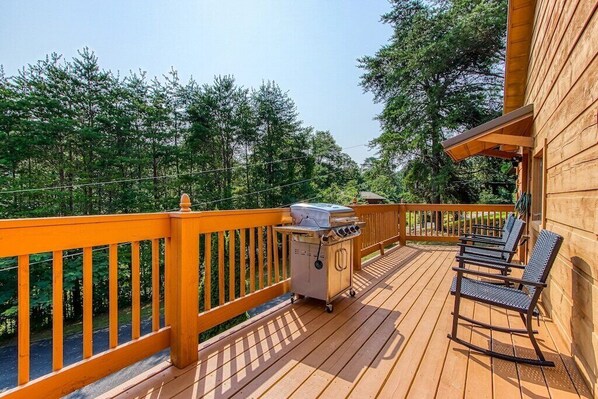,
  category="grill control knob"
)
[337,228,347,237]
